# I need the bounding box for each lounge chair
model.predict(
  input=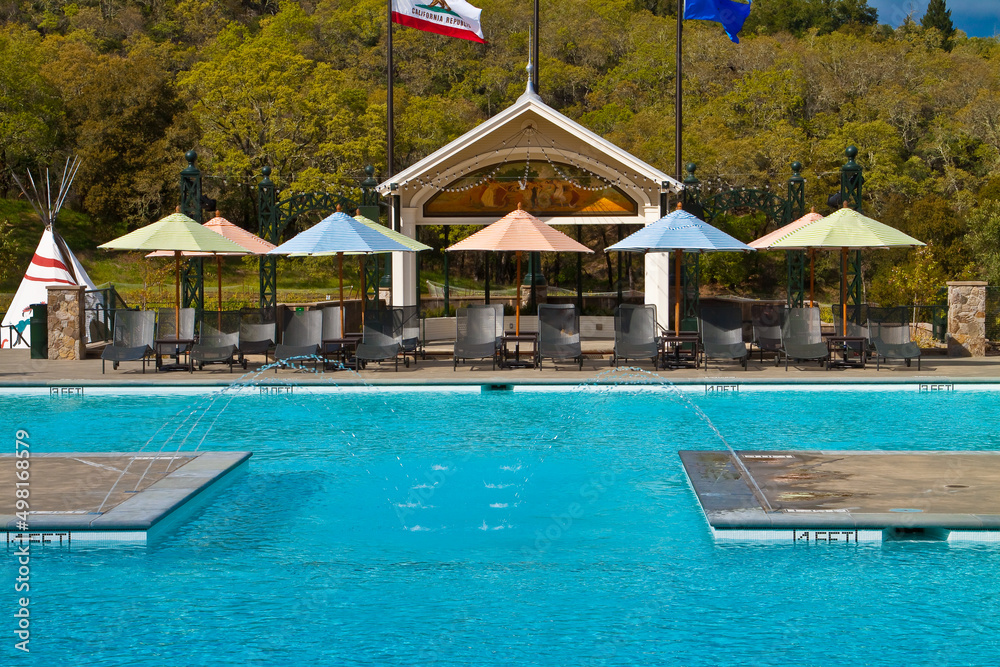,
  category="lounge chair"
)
[239,310,276,366]
[538,303,583,370]
[397,305,420,367]
[868,306,921,370]
[779,306,829,371]
[751,304,784,363]
[192,311,241,372]
[155,307,196,371]
[319,306,352,370]
[356,308,403,371]
[274,309,322,371]
[454,304,500,370]
[612,303,659,368]
[101,310,154,373]
[700,303,748,371]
